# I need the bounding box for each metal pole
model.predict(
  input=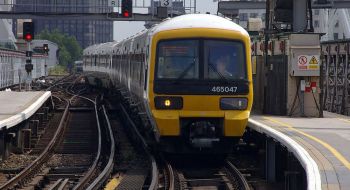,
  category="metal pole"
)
[319,50,324,117]
[45,57,47,76]
[26,42,32,91]
[266,138,276,183]
[263,0,270,113]
[301,87,305,116]
[194,0,196,14]
[18,69,21,91]
[293,0,307,32]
